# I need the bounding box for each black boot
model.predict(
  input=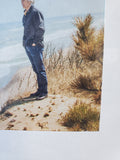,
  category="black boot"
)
[29,89,41,98]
